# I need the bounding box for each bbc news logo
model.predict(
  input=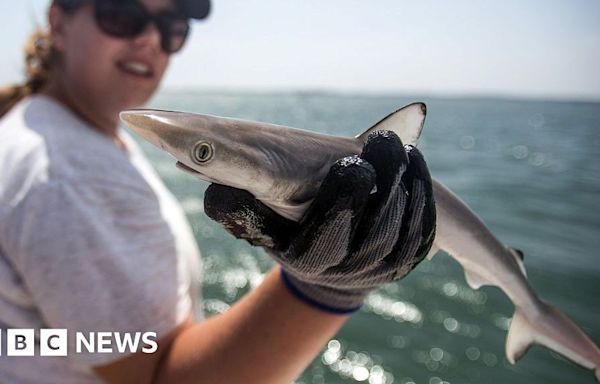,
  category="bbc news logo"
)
[0,329,157,356]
